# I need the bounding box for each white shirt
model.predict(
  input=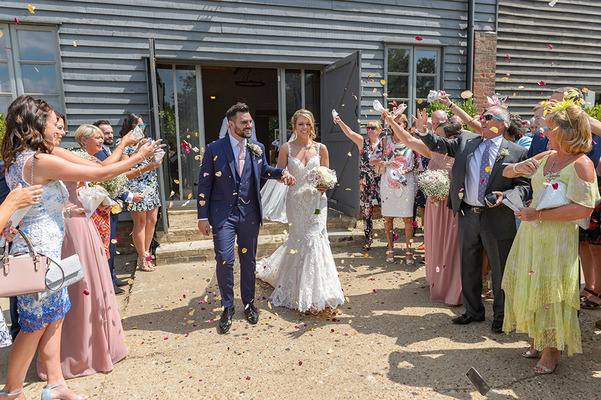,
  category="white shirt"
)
[219,116,257,142]
[464,135,503,206]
